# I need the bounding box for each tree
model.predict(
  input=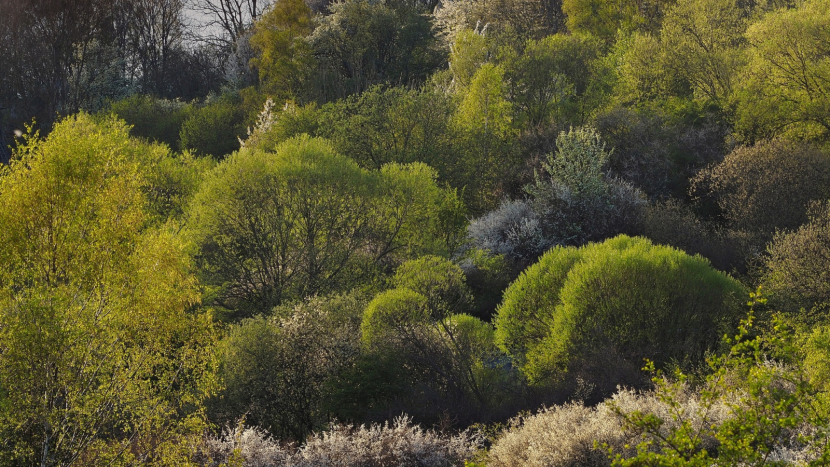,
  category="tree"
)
[660,0,746,107]
[494,235,745,397]
[307,0,443,101]
[562,0,673,43]
[690,139,830,246]
[189,0,275,48]
[178,97,247,159]
[504,33,603,130]
[735,0,830,142]
[128,0,189,95]
[187,135,465,319]
[453,63,520,212]
[526,126,645,248]
[248,0,314,100]
[314,86,457,175]
[0,114,217,465]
